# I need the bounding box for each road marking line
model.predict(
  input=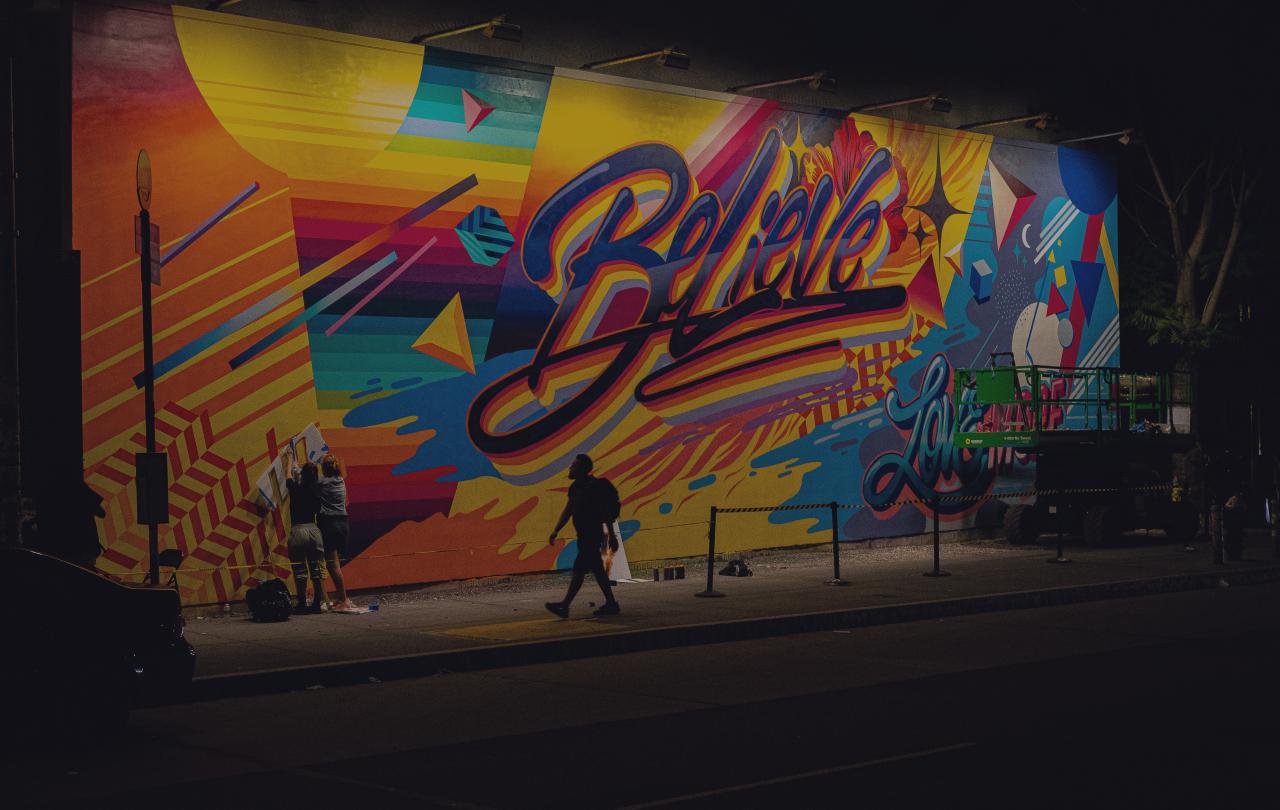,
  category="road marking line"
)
[616,742,977,808]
